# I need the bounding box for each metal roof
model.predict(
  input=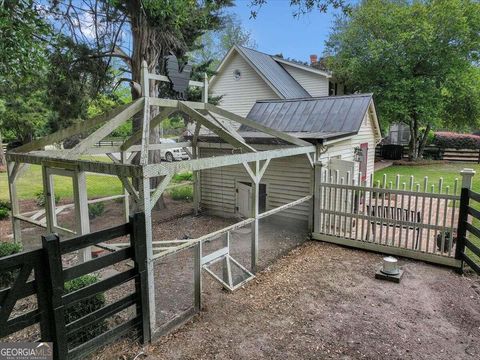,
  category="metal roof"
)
[239,94,373,139]
[236,46,311,99]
